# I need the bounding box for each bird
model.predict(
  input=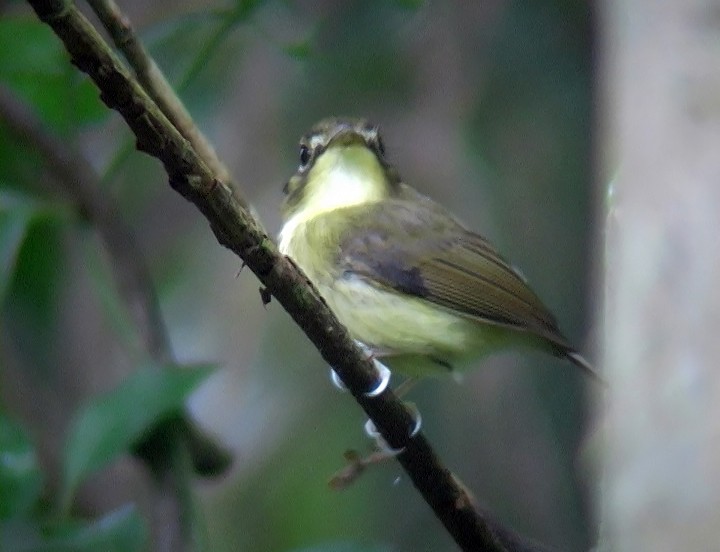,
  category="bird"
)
[278,117,596,381]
